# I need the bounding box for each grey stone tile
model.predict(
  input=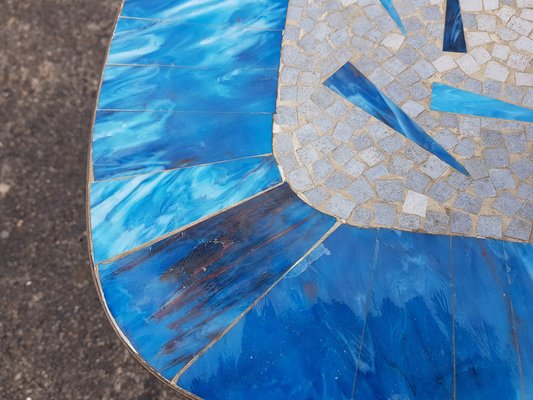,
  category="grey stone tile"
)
[375,179,404,202]
[454,193,482,214]
[481,129,504,147]
[287,167,314,191]
[365,163,389,180]
[511,158,533,180]
[348,178,375,204]
[484,148,510,168]
[350,206,373,226]
[451,212,472,235]
[504,133,527,153]
[303,187,329,205]
[489,169,516,190]
[477,216,503,238]
[406,170,430,192]
[506,219,532,241]
[327,194,356,220]
[326,172,352,190]
[425,211,450,234]
[399,214,420,230]
[493,192,523,216]
[374,203,397,226]
[427,180,455,203]
[473,178,497,198]
[463,158,489,179]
